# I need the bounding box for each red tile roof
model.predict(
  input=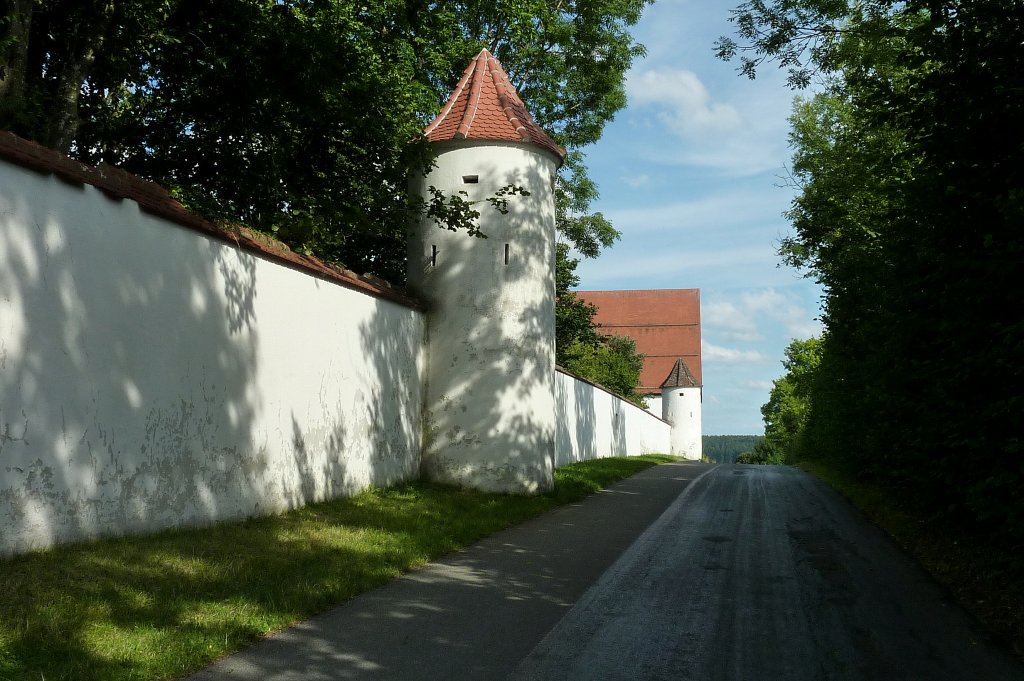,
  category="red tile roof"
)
[0,131,424,310]
[424,49,565,161]
[576,289,702,393]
